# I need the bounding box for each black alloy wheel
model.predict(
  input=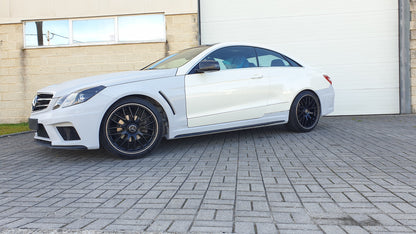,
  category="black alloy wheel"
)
[101,98,163,159]
[287,91,321,132]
